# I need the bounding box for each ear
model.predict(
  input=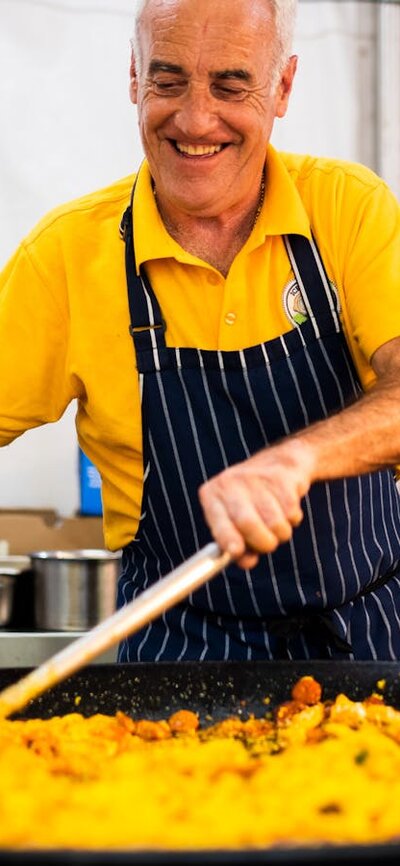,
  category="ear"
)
[275,55,297,119]
[129,49,139,105]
